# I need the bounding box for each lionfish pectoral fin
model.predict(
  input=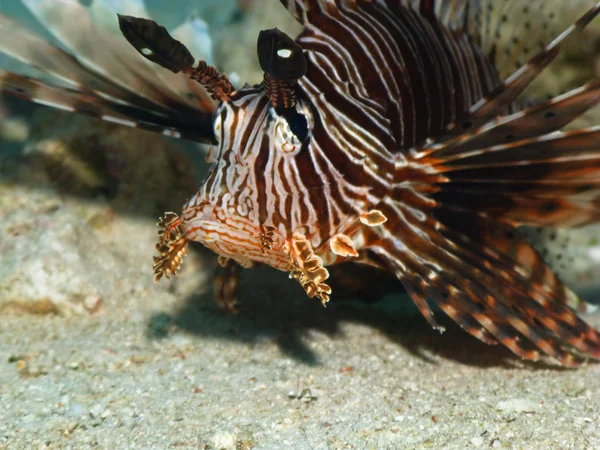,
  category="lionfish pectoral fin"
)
[414,80,600,229]
[0,10,216,142]
[426,126,600,228]
[370,199,600,366]
[153,212,189,283]
[14,1,216,113]
[285,232,331,306]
